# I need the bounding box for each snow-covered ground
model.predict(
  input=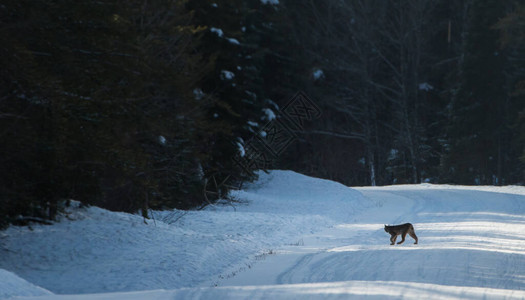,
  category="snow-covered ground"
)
[1,170,525,299]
